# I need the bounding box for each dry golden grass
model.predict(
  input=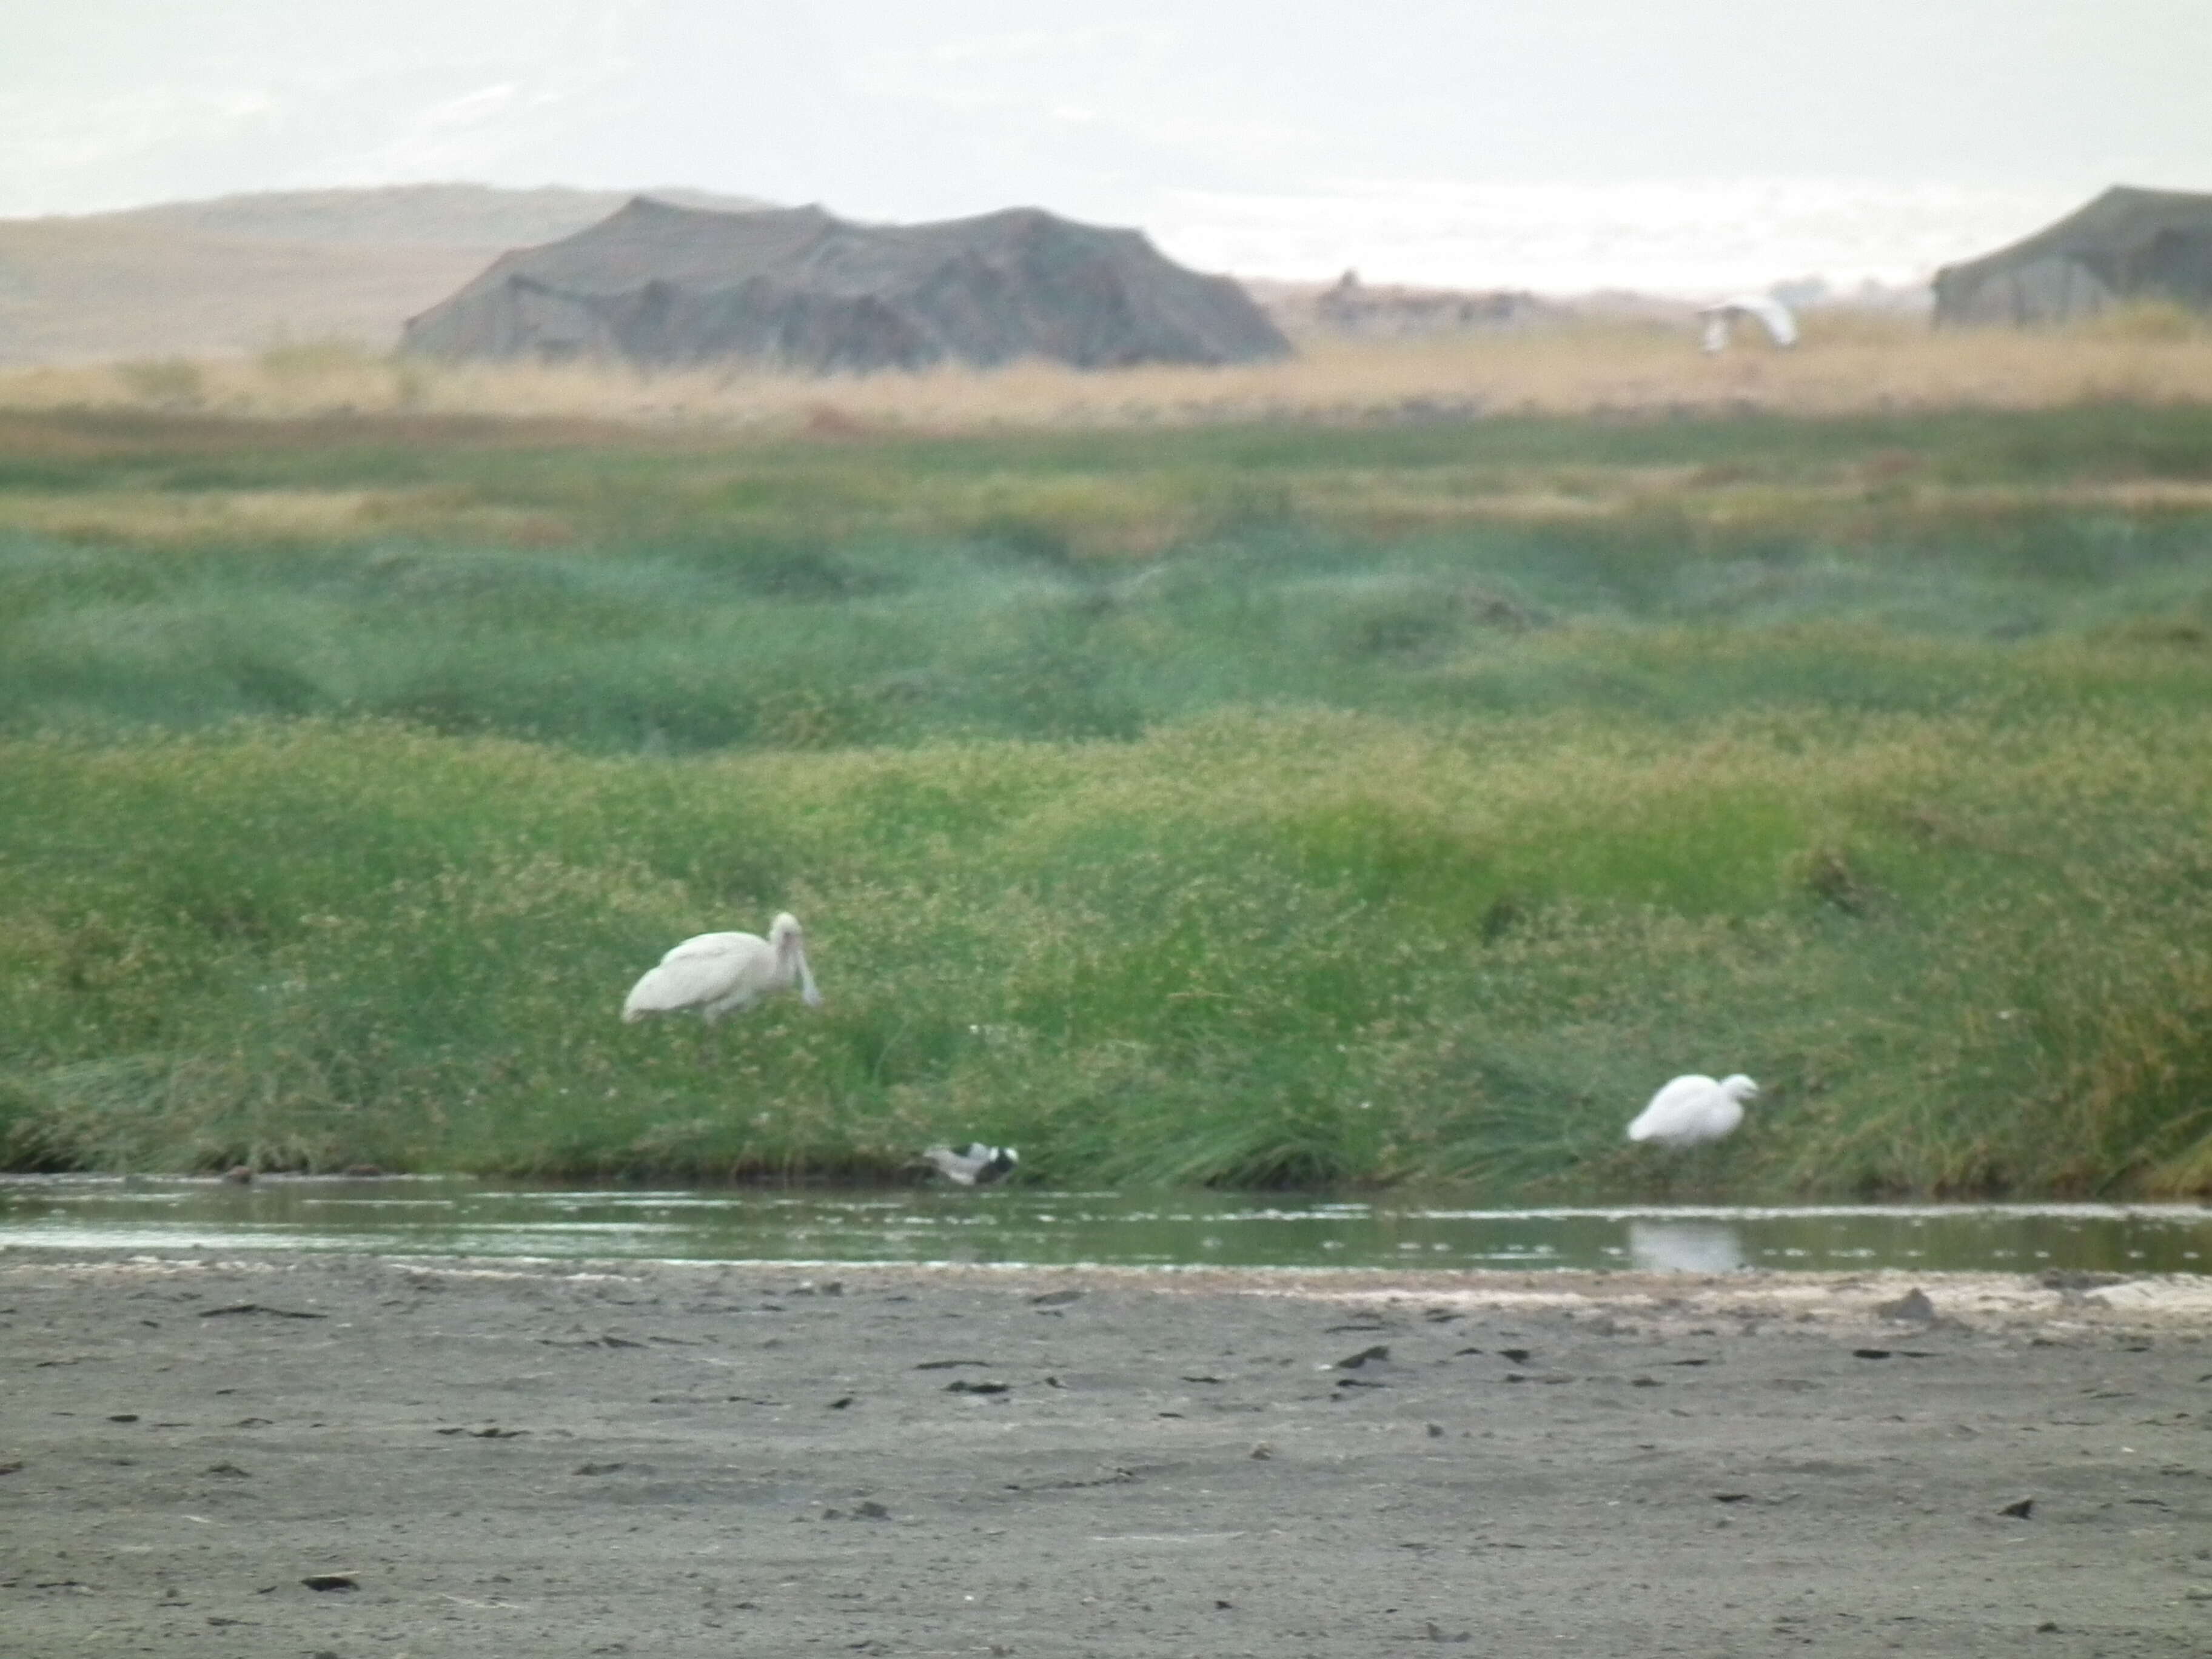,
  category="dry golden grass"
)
[0,487,574,548]
[3,312,2211,434]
